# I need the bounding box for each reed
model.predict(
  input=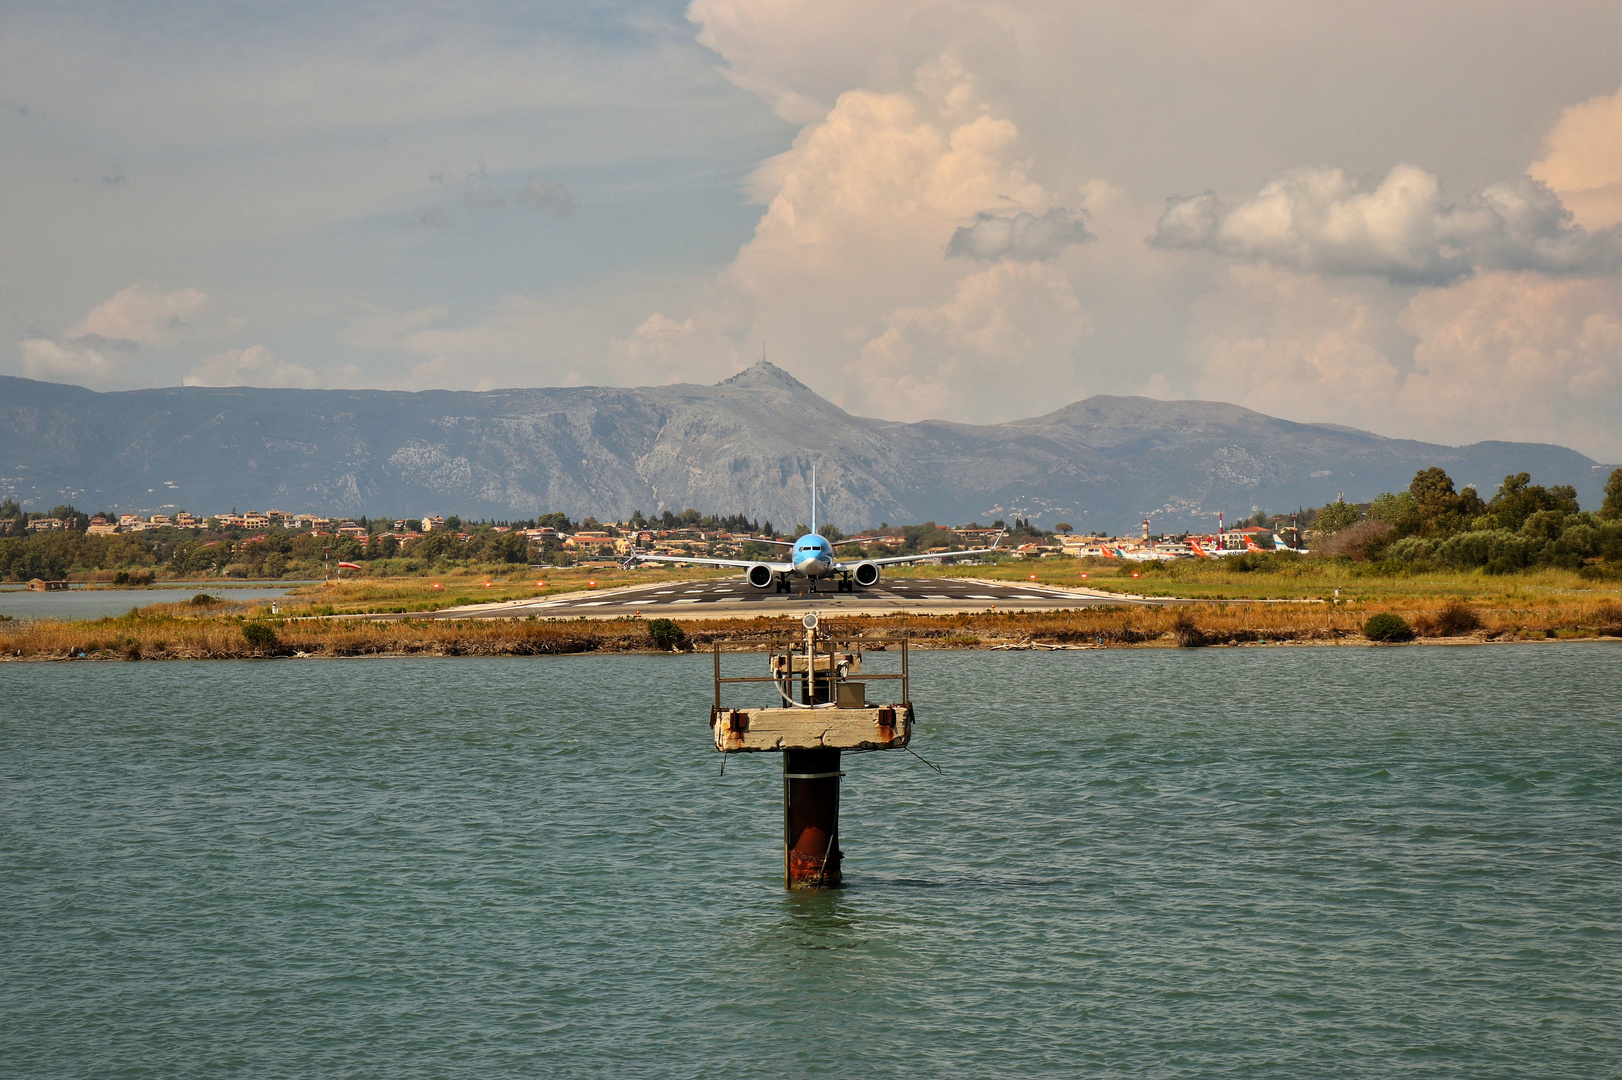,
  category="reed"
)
[5,593,1620,661]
